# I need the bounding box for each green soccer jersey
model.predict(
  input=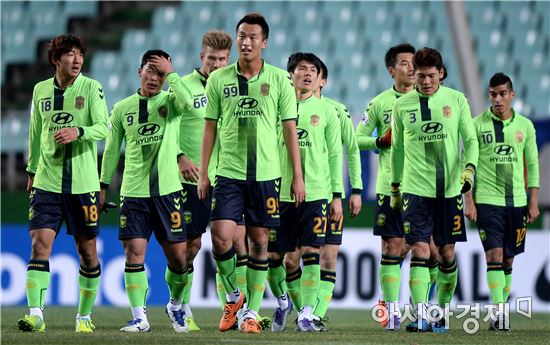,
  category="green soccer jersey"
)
[356,87,404,196]
[204,61,297,181]
[100,73,187,197]
[177,69,218,184]
[27,74,109,194]
[391,86,479,198]
[473,108,539,207]
[280,96,343,202]
[323,96,363,198]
